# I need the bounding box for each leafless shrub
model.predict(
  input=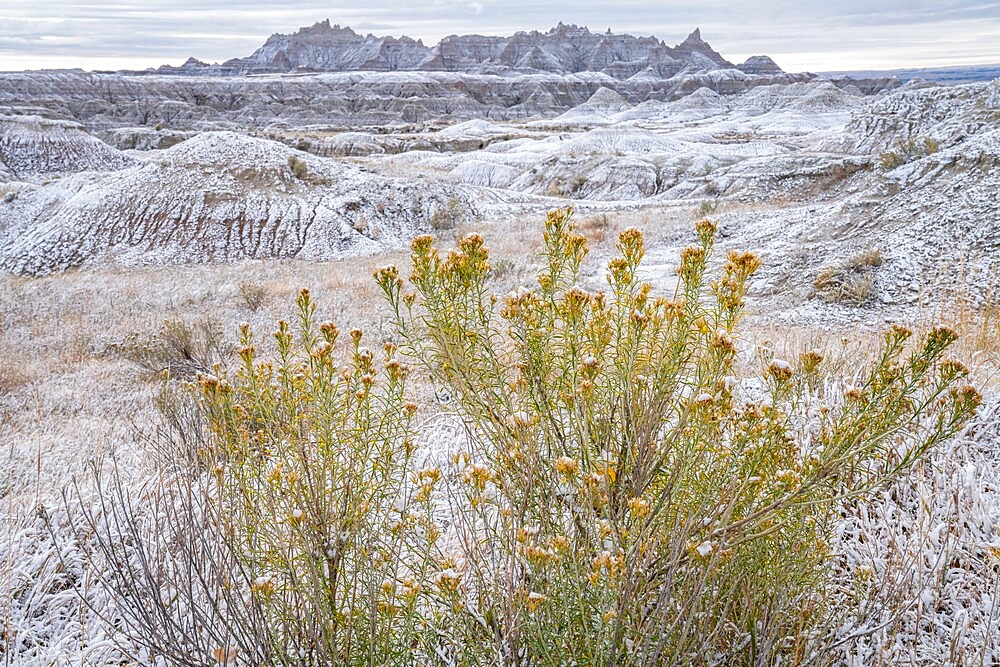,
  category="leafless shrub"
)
[578,213,611,242]
[237,280,266,312]
[51,453,272,667]
[813,249,883,305]
[568,174,588,194]
[846,248,883,271]
[817,161,867,190]
[429,197,466,231]
[545,179,565,198]
[696,198,720,218]
[109,318,231,379]
[287,154,309,180]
